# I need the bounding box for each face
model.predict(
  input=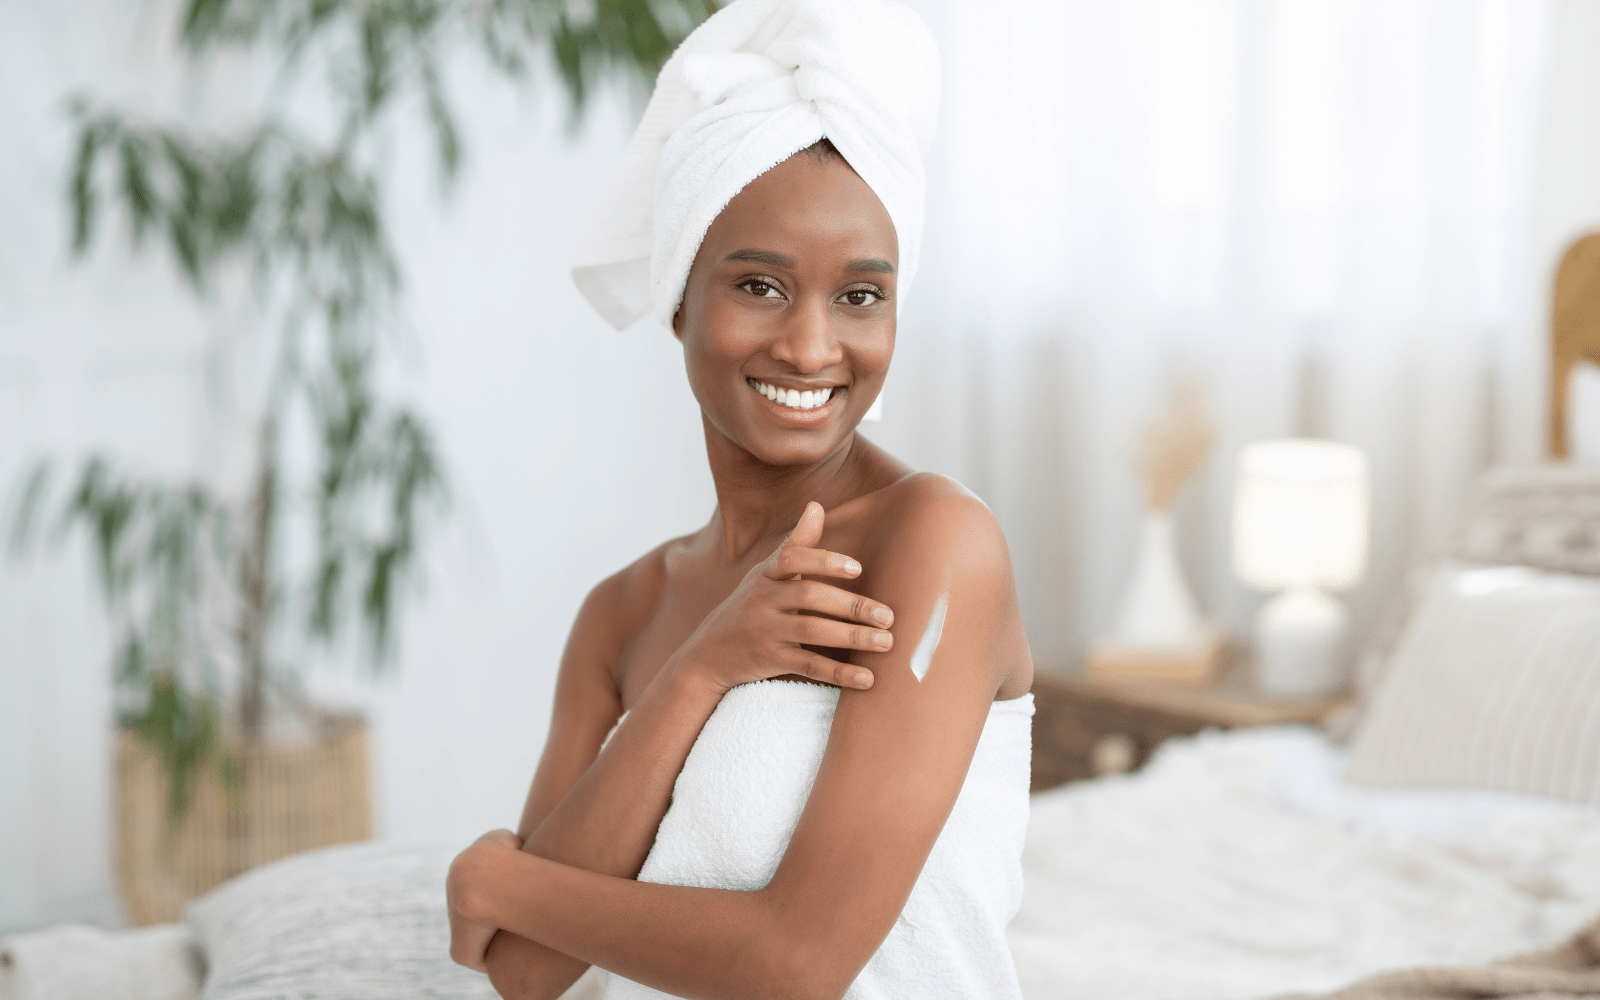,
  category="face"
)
[673,149,898,468]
